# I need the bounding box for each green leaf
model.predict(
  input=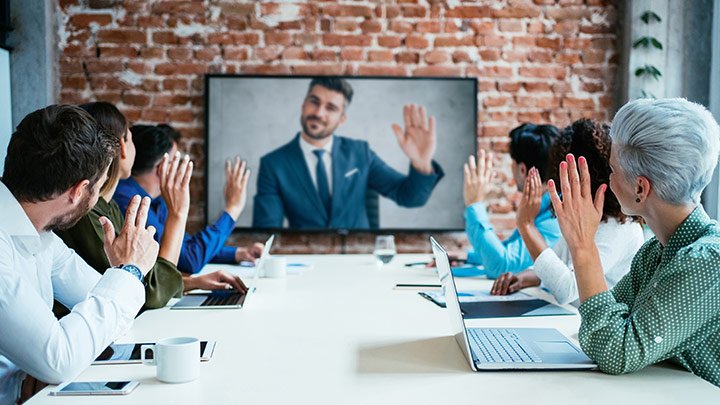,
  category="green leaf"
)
[635,67,647,77]
[633,37,649,48]
[650,37,663,50]
[641,11,662,24]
